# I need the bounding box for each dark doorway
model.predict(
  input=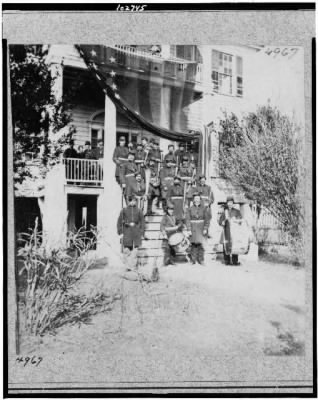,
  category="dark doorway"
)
[67,194,98,249]
[15,197,42,239]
